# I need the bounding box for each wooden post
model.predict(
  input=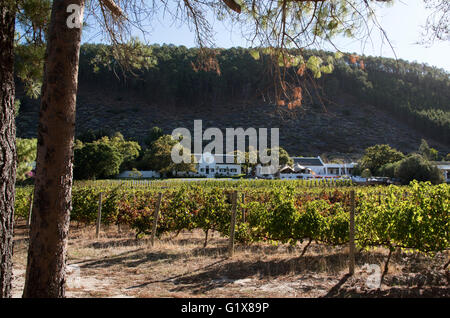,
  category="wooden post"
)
[229,191,238,257]
[349,190,356,275]
[151,192,163,246]
[241,193,246,223]
[27,192,33,228]
[96,192,103,239]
